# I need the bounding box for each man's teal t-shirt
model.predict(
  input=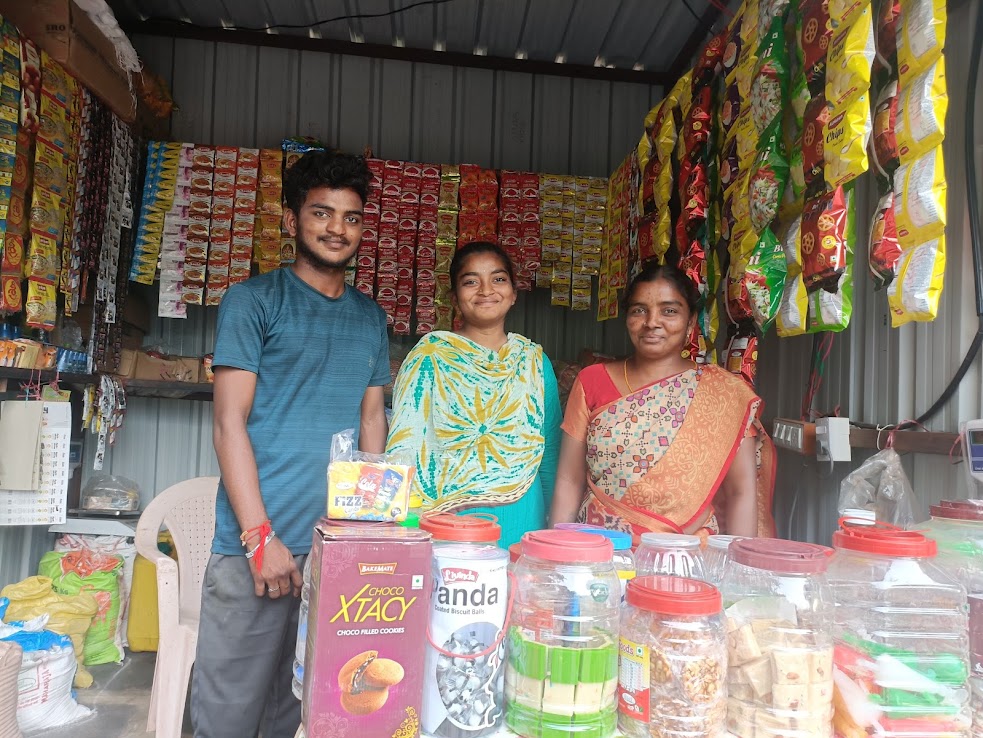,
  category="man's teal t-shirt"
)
[211,268,391,555]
